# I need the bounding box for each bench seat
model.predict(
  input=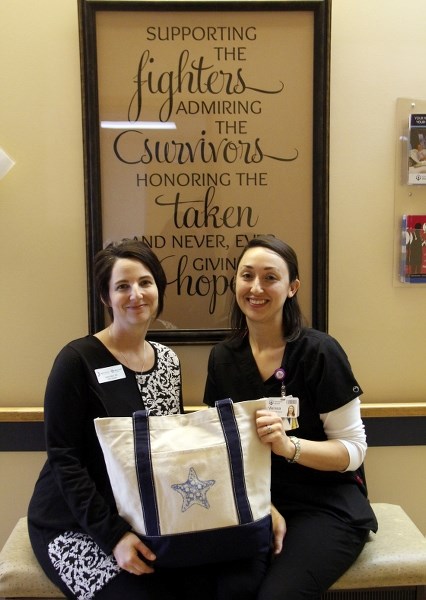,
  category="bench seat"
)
[325,503,426,600]
[1,503,425,599]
